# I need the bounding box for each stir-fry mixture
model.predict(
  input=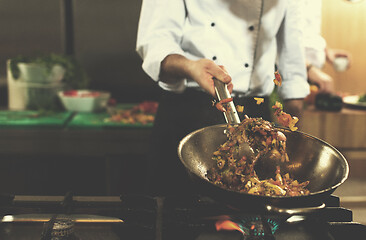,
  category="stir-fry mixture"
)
[206,117,310,197]
[272,101,299,131]
[273,70,282,86]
